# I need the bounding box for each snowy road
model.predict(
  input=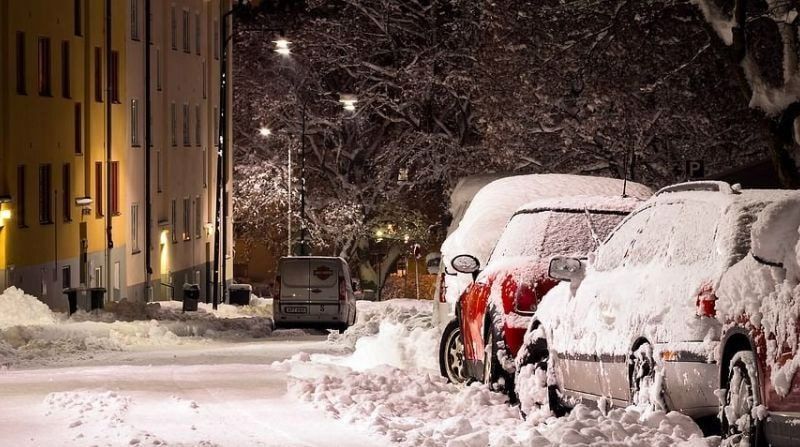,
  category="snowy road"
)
[0,337,383,447]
